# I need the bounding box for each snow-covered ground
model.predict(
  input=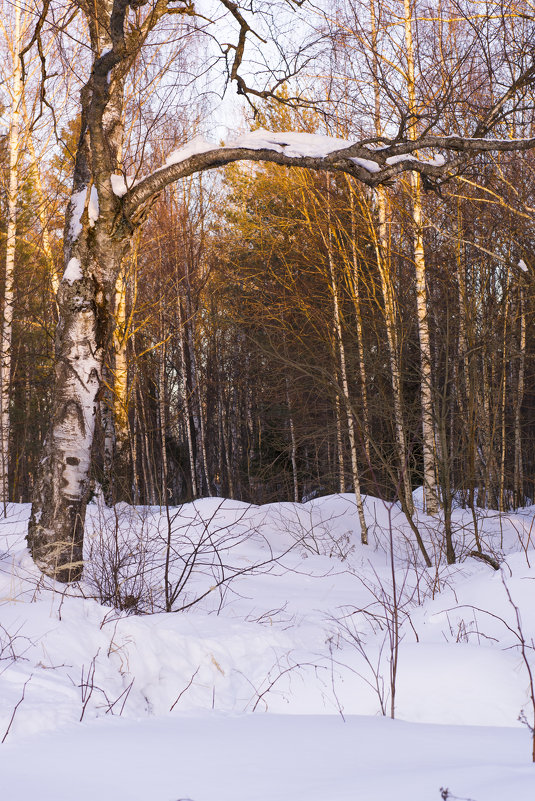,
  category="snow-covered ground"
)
[1,494,534,799]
